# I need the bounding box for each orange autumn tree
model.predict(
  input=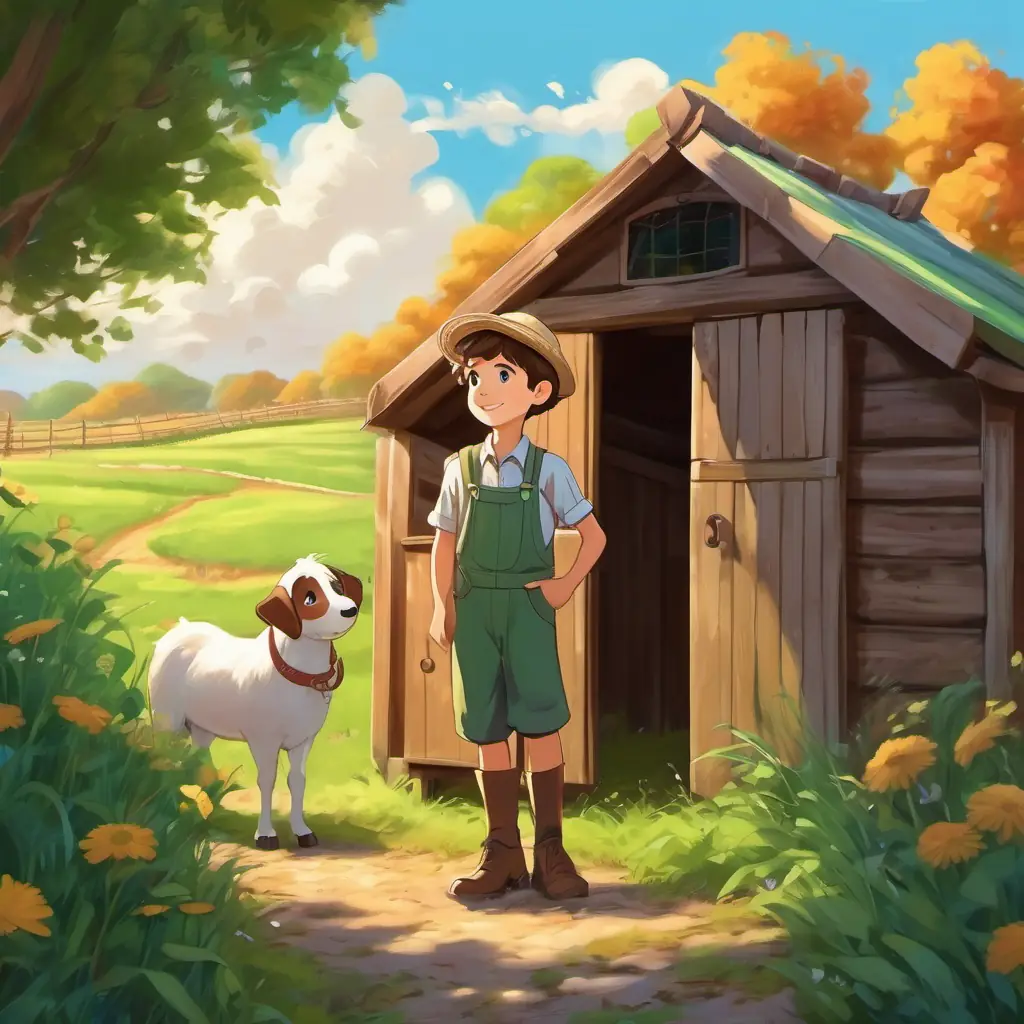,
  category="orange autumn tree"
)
[887,42,1024,270]
[65,382,159,421]
[214,371,287,412]
[275,370,324,404]
[320,156,602,394]
[625,31,900,189]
